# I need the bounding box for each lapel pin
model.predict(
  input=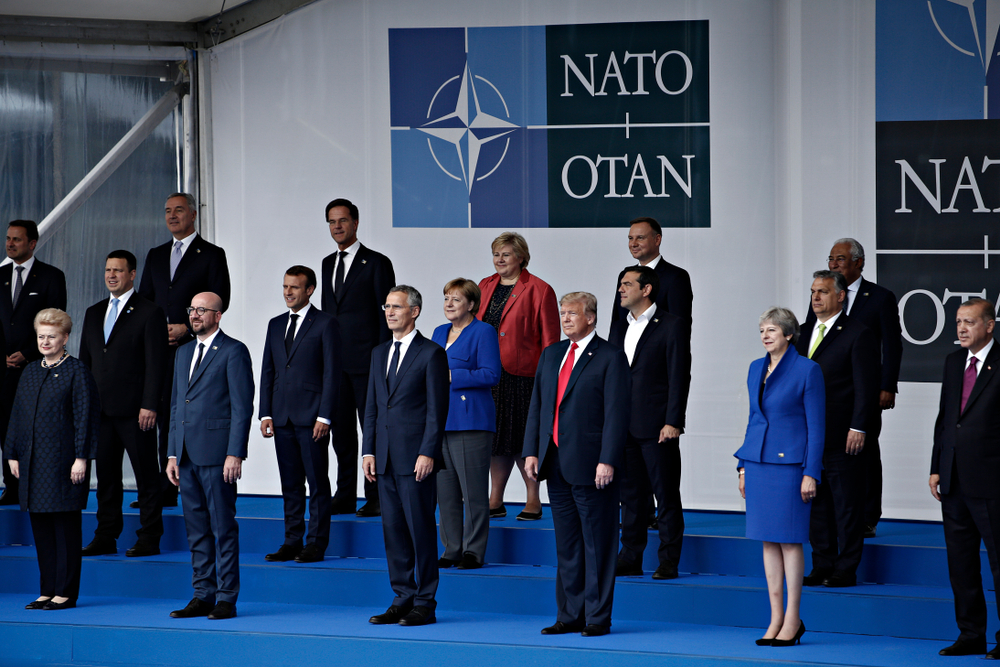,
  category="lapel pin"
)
[653,318,659,323]
[837,326,843,330]
[196,249,201,253]
[126,306,133,314]
[588,352,593,356]
[863,292,869,296]
[362,259,367,265]
[212,346,218,350]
